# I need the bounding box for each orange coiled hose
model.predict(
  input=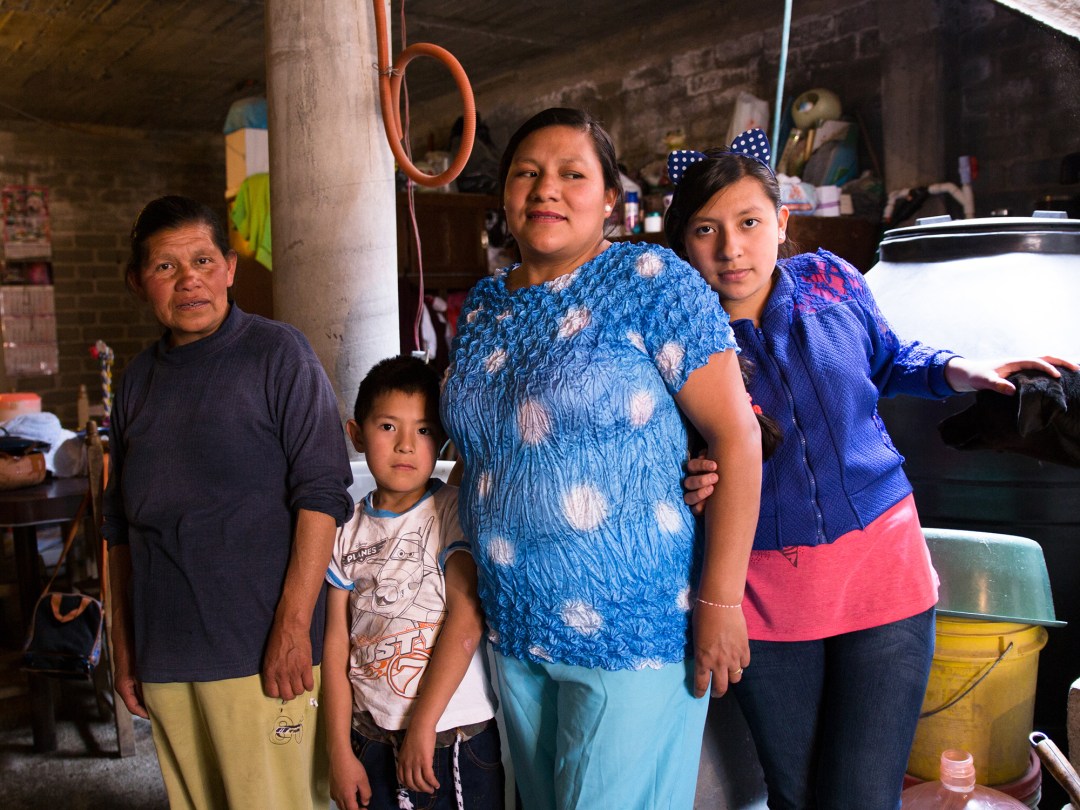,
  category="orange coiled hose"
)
[373,0,476,188]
